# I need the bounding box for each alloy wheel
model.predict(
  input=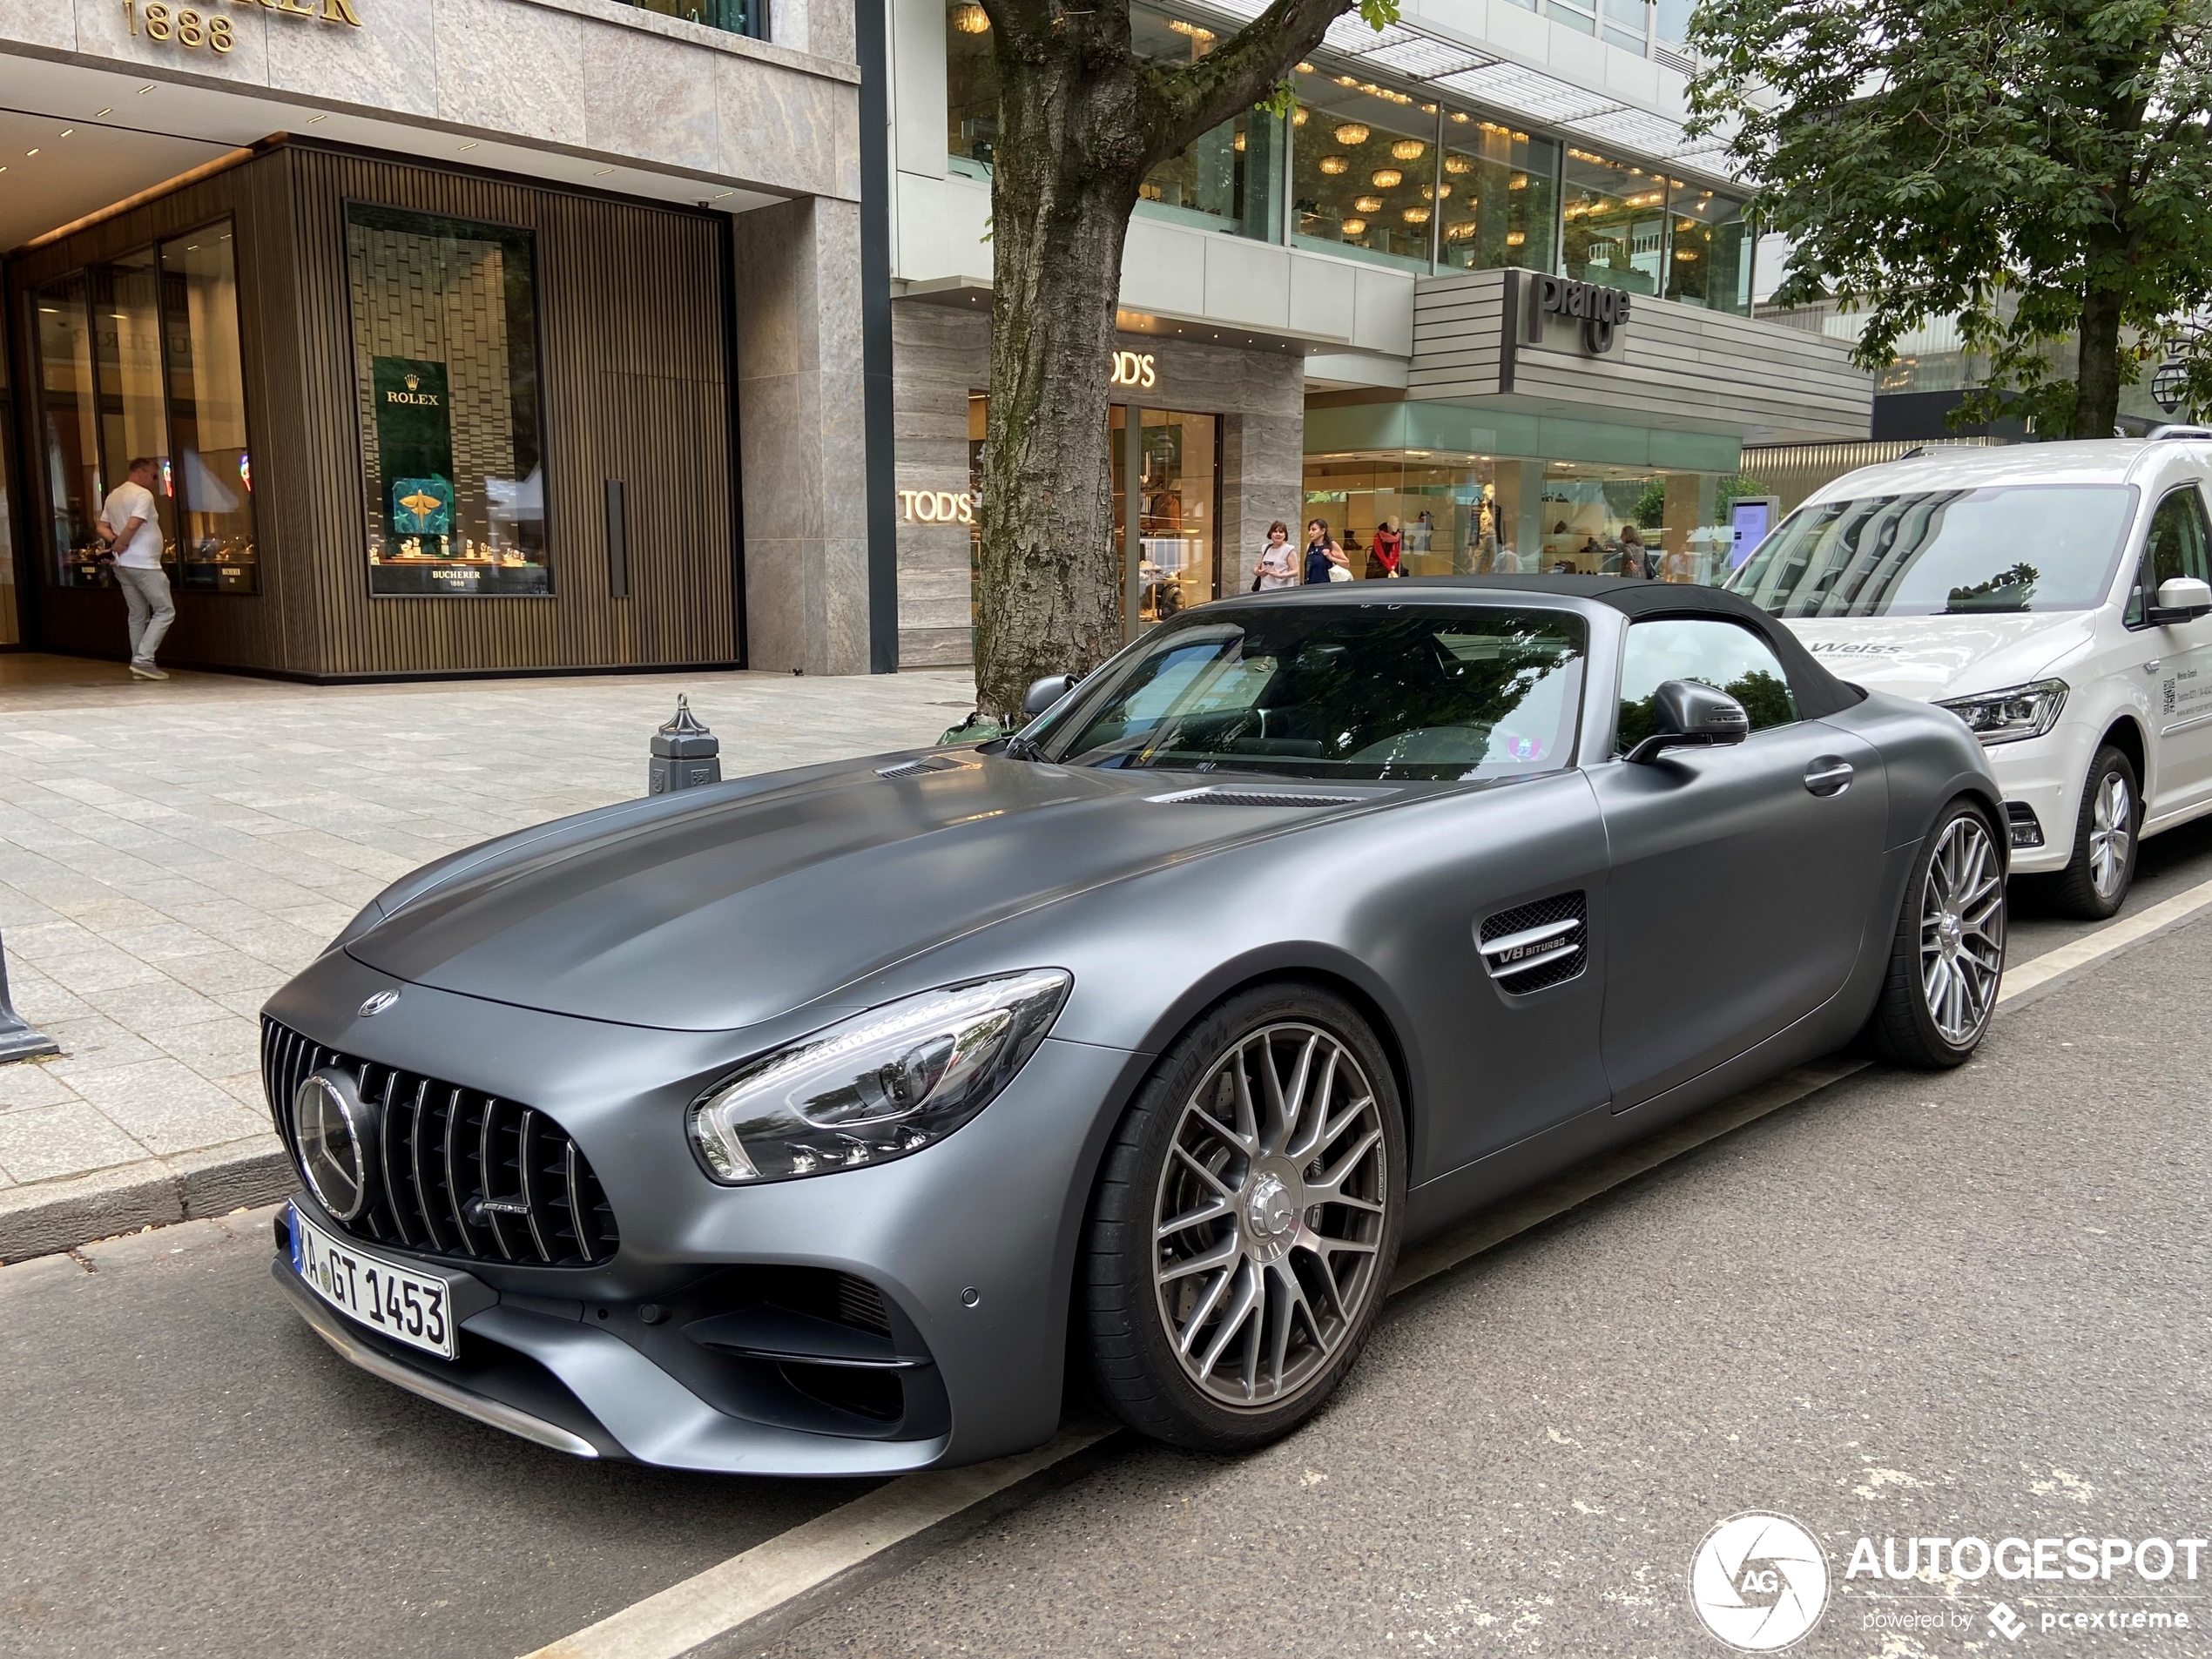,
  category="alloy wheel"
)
[1920,814,2006,1046]
[2088,771,2134,900]
[1150,1022,1391,1408]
